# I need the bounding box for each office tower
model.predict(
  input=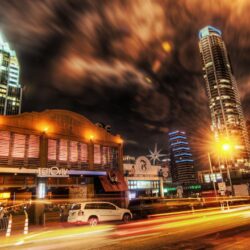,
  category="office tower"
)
[169,131,196,184]
[0,33,22,115]
[199,26,250,164]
